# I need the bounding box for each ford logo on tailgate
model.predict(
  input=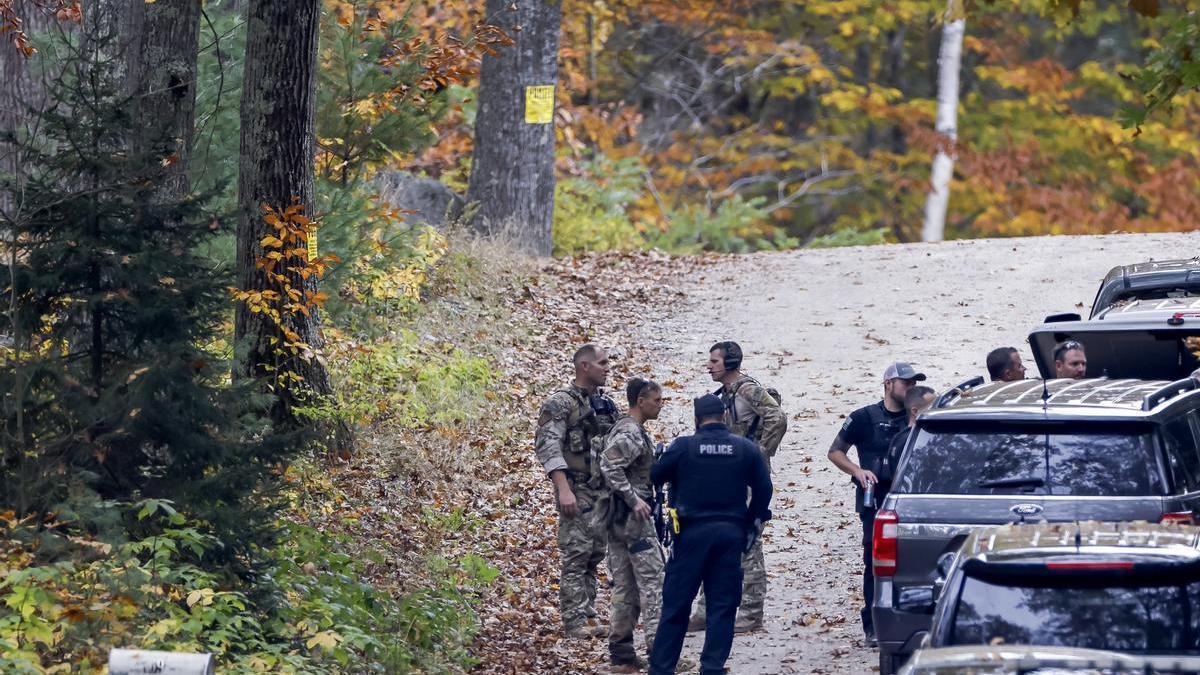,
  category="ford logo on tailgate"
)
[1011,503,1043,517]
